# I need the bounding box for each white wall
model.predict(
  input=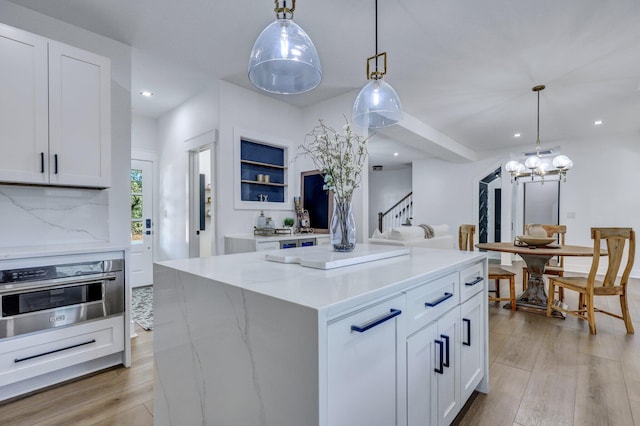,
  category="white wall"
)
[156,83,219,260]
[368,167,412,236]
[412,134,640,276]
[0,1,131,247]
[132,115,158,153]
